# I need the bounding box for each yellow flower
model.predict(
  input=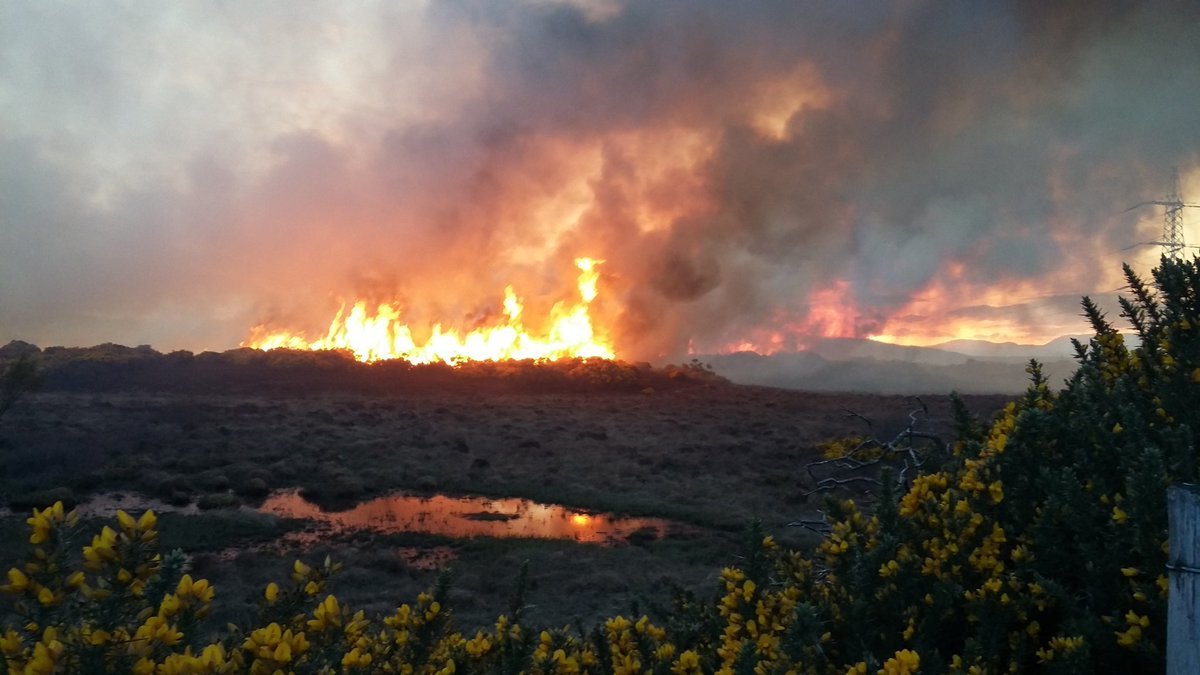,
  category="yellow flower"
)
[1125,610,1150,628]
[137,510,157,532]
[3,568,29,593]
[1112,506,1128,524]
[1010,545,1031,563]
[879,648,919,675]
[159,593,181,617]
[672,649,702,674]
[988,481,1004,504]
[176,574,214,607]
[342,646,373,668]
[37,587,56,606]
[293,559,312,581]
[83,526,118,570]
[465,630,494,658]
[134,615,183,647]
[264,582,279,604]
[116,510,137,532]
[991,433,1008,453]
[26,503,68,545]
[0,630,22,656]
[308,594,343,632]
[1116,625,1141,647]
